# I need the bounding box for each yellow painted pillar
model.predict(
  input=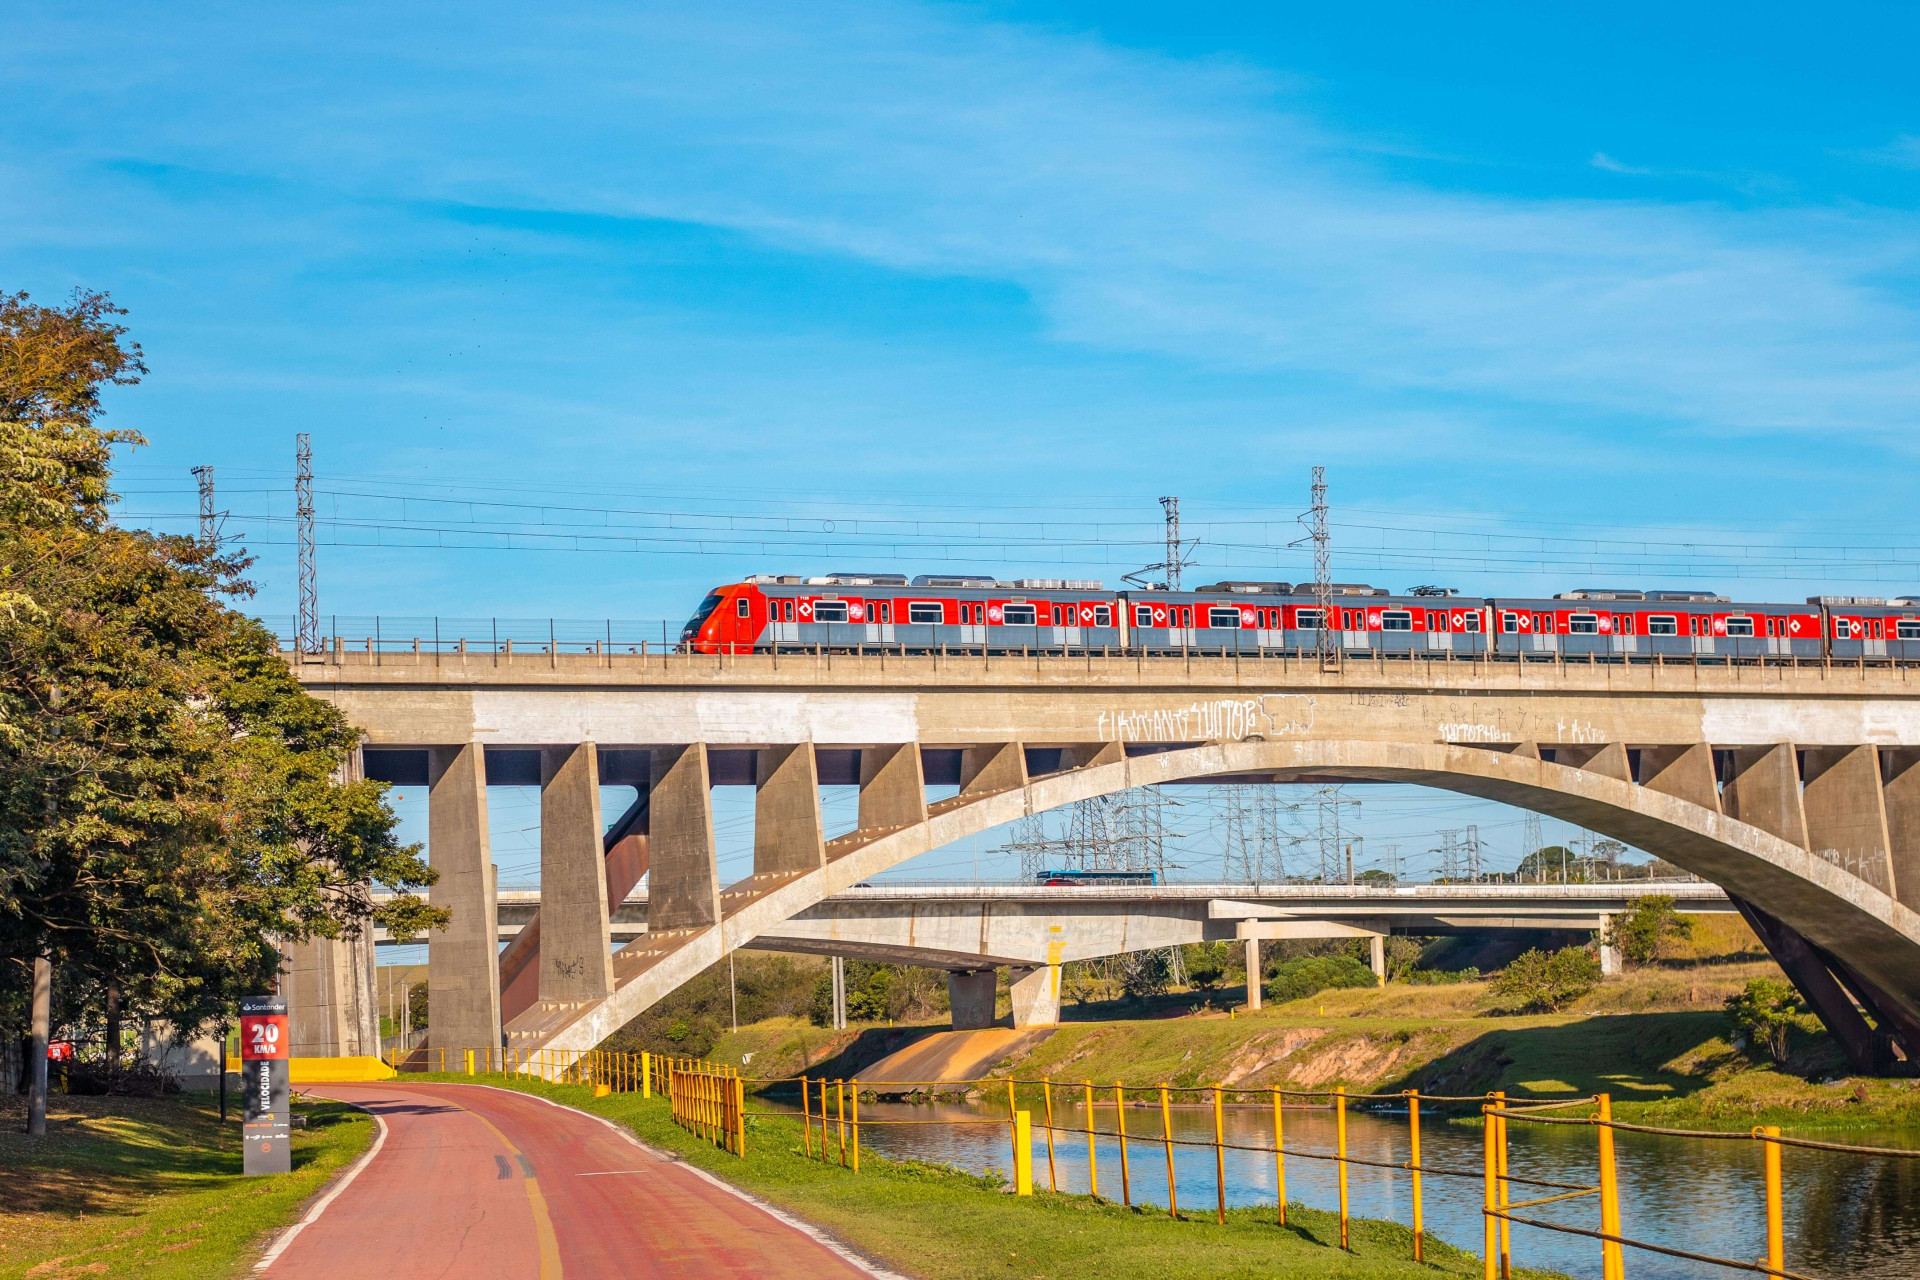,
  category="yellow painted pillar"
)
[1597,1095,1623,1280]
[1761,1125,1784,1278]
[1014,1111,1033,1195]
